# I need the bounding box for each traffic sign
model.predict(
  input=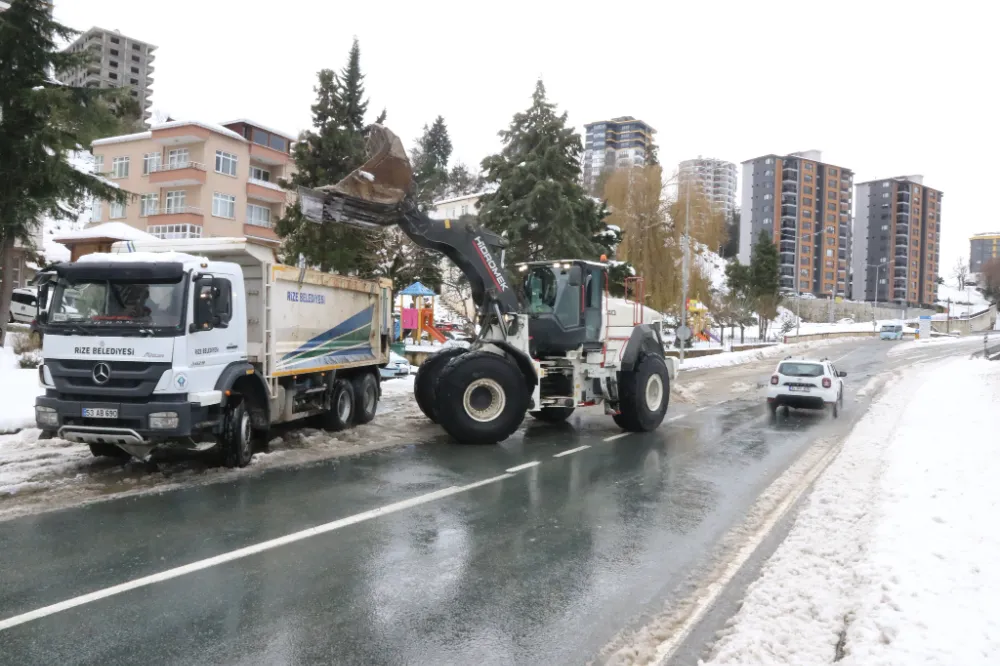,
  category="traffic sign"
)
[676,325,692,341]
